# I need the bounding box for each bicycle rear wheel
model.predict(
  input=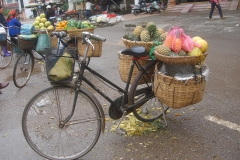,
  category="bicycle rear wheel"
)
[129,61,169,122]
[13,52,34,88]
[0,41,13,69]
[22,86,102,160]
